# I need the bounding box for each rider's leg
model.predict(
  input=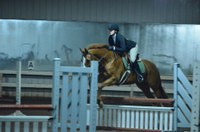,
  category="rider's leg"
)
[129,46,144,83]
[132,62,144,82]
[129,45,138,62]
